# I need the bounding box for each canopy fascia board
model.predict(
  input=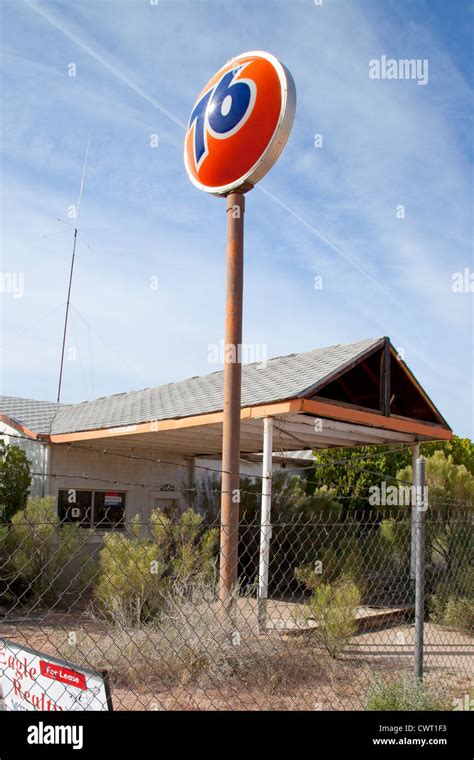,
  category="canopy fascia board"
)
[300,399,452,440]
[47,396,452,446]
